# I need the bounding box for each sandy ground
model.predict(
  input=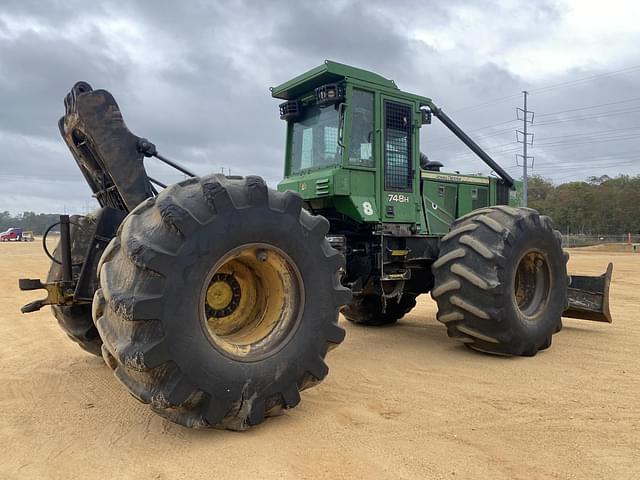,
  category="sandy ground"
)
[0,242,638,480]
